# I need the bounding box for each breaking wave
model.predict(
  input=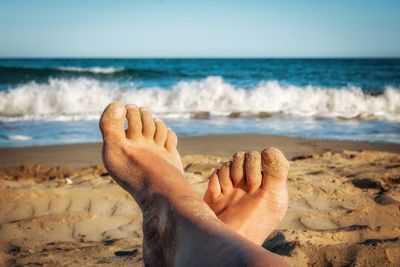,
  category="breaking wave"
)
[0,76,399,121]
[6,135,32,141]
[56,66,125,74]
